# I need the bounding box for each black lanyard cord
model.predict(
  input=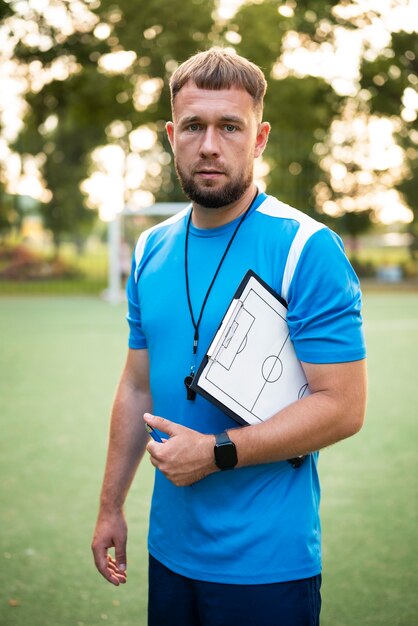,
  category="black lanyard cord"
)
[184,188,258,356]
